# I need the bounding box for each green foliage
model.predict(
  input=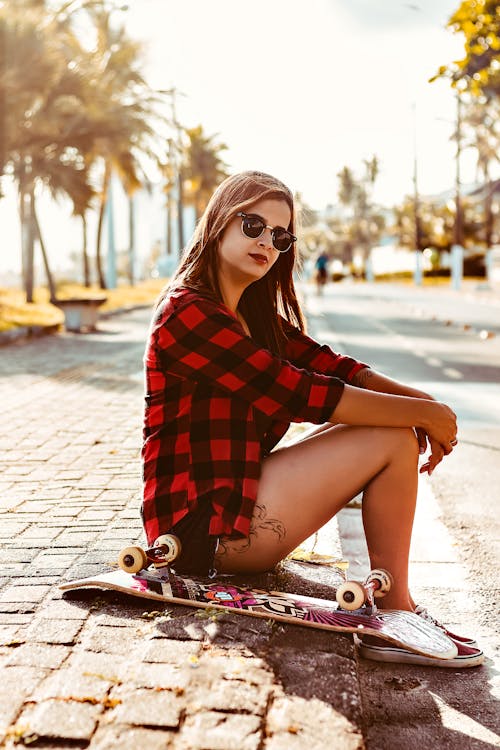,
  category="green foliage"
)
[431,0,500,97]
[393,193,495,252]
